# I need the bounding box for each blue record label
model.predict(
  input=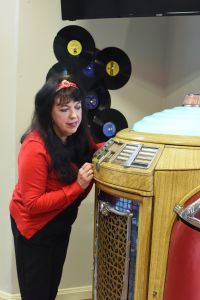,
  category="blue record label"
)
[103,122,116,137]
[82,62,94,77]
[85,94,99,110]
